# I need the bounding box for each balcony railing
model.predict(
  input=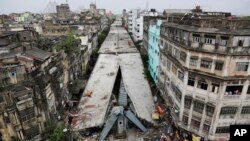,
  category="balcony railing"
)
[223,94,241,100]
[161,32,250,55]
